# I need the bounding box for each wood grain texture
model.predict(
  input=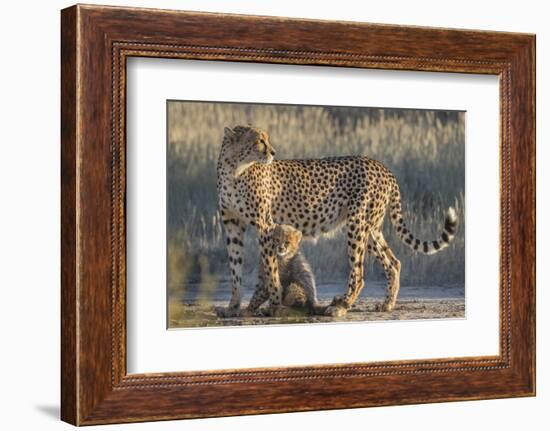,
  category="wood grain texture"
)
[60,4,536,425]
[60,5,78,425]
